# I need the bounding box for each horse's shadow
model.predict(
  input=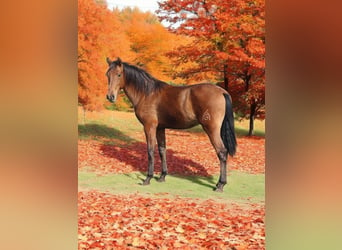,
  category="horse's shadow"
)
[100,142,216,187]
[79,123,217,189]
[78,123,136,143]
[100,143,217,189]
